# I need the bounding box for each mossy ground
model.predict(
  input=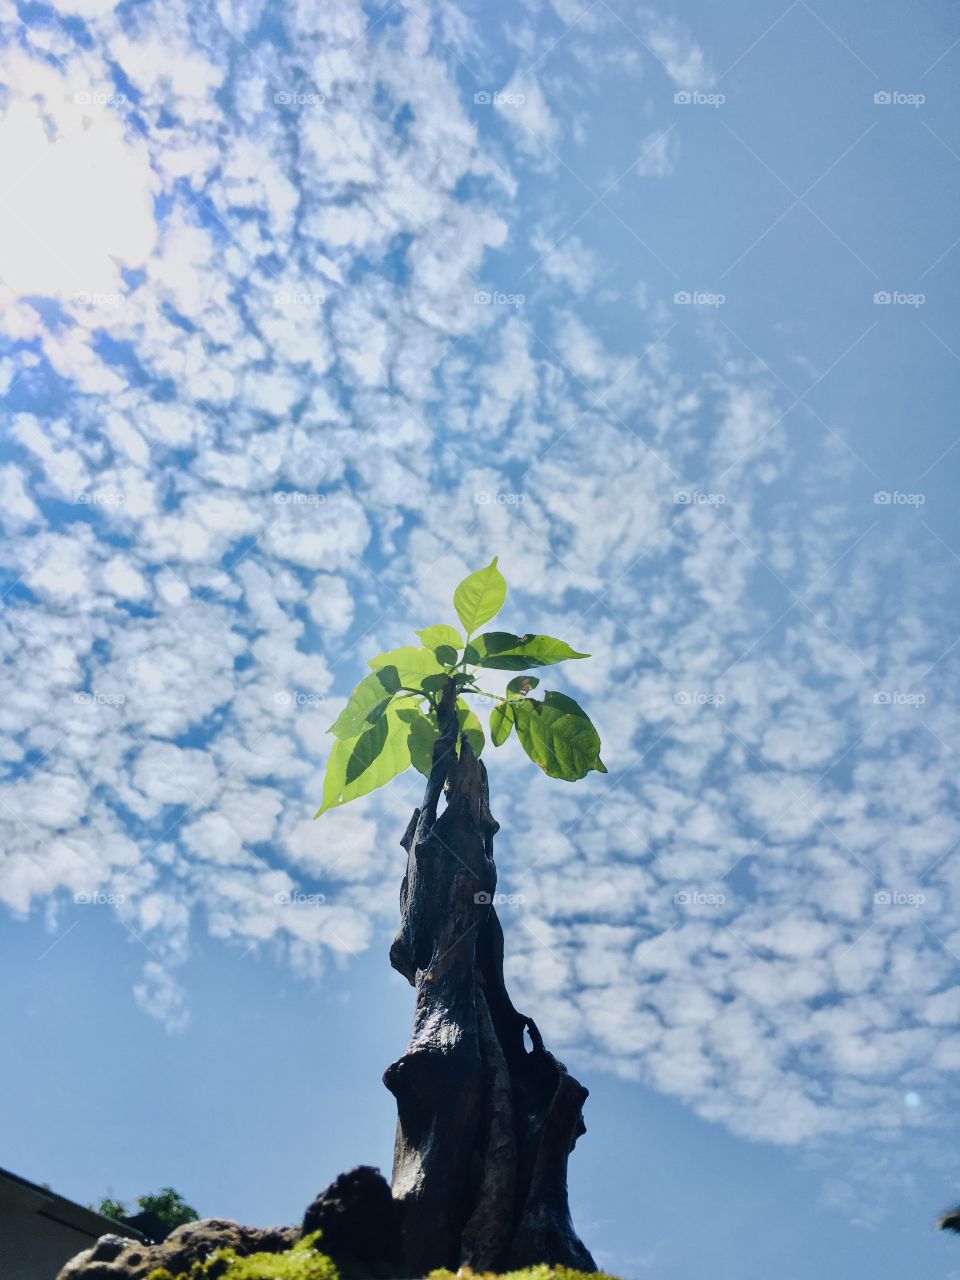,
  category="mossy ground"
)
[146,1238,618,1280]
[146,1232,338,1280]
